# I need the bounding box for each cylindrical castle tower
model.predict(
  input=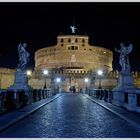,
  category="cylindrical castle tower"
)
[35,35,113,73]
